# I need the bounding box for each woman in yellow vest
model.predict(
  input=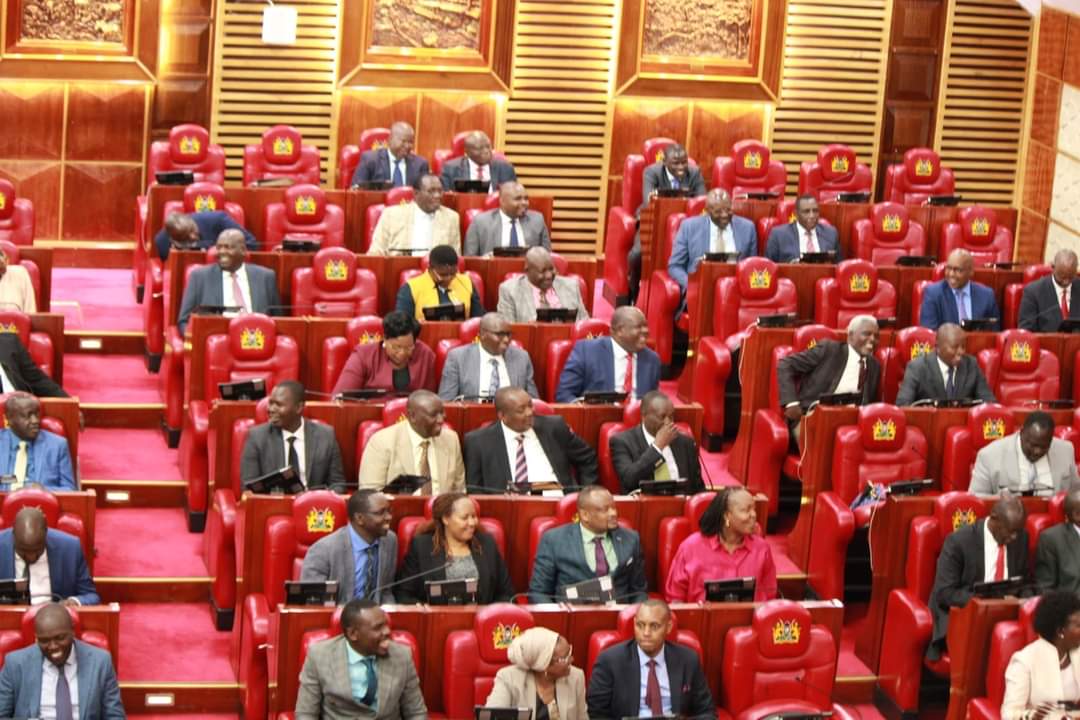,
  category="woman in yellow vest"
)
[395,245,484,321]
